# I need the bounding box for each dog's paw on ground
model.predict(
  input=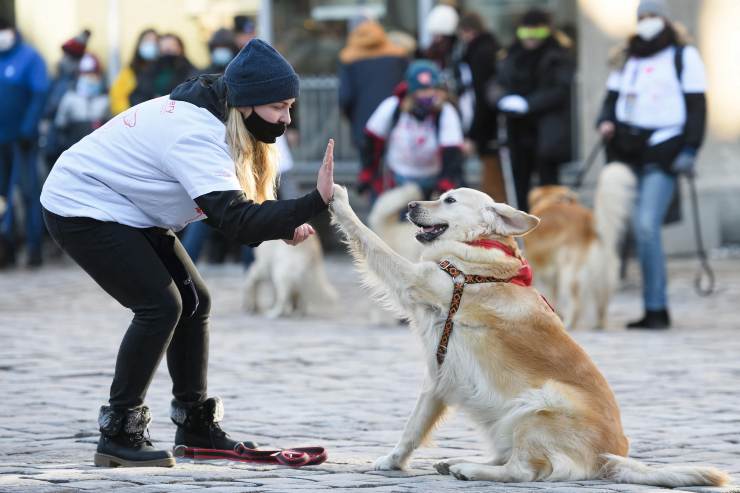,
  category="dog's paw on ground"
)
[434,460,452,475]
[373,454,403,471]
[449,463,478,481]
